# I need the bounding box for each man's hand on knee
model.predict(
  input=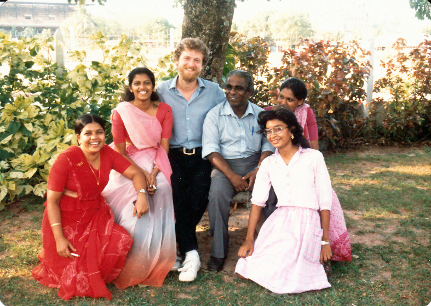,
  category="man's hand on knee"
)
[228,173,249,192]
